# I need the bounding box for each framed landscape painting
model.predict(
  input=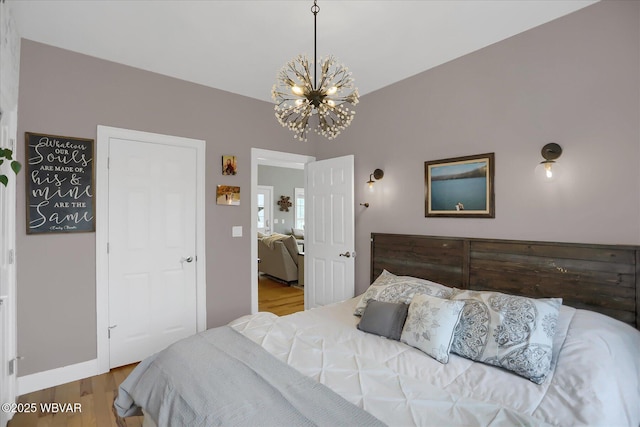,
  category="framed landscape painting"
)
[425,153,494,218]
